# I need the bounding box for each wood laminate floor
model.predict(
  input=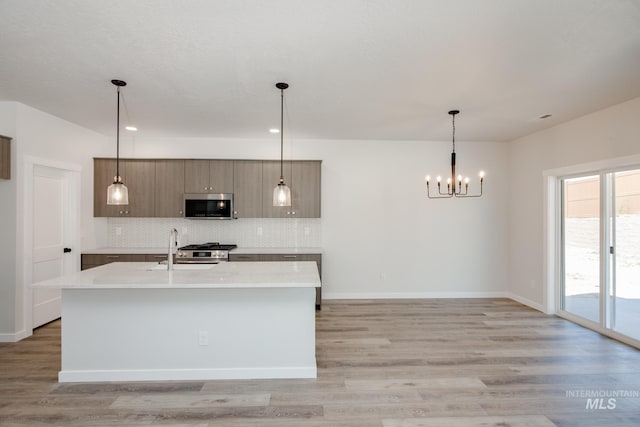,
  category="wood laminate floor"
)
[1,299,640,426]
